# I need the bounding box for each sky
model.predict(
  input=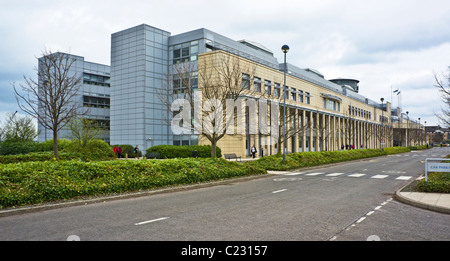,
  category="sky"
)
[1,0,449,128]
